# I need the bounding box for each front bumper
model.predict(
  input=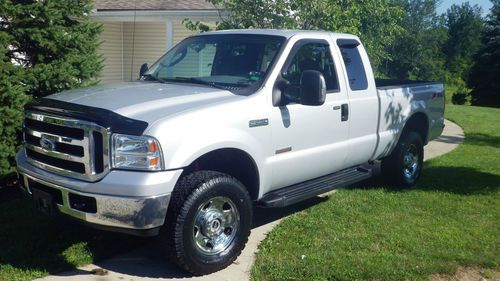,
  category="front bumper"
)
[16,150,183,234]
